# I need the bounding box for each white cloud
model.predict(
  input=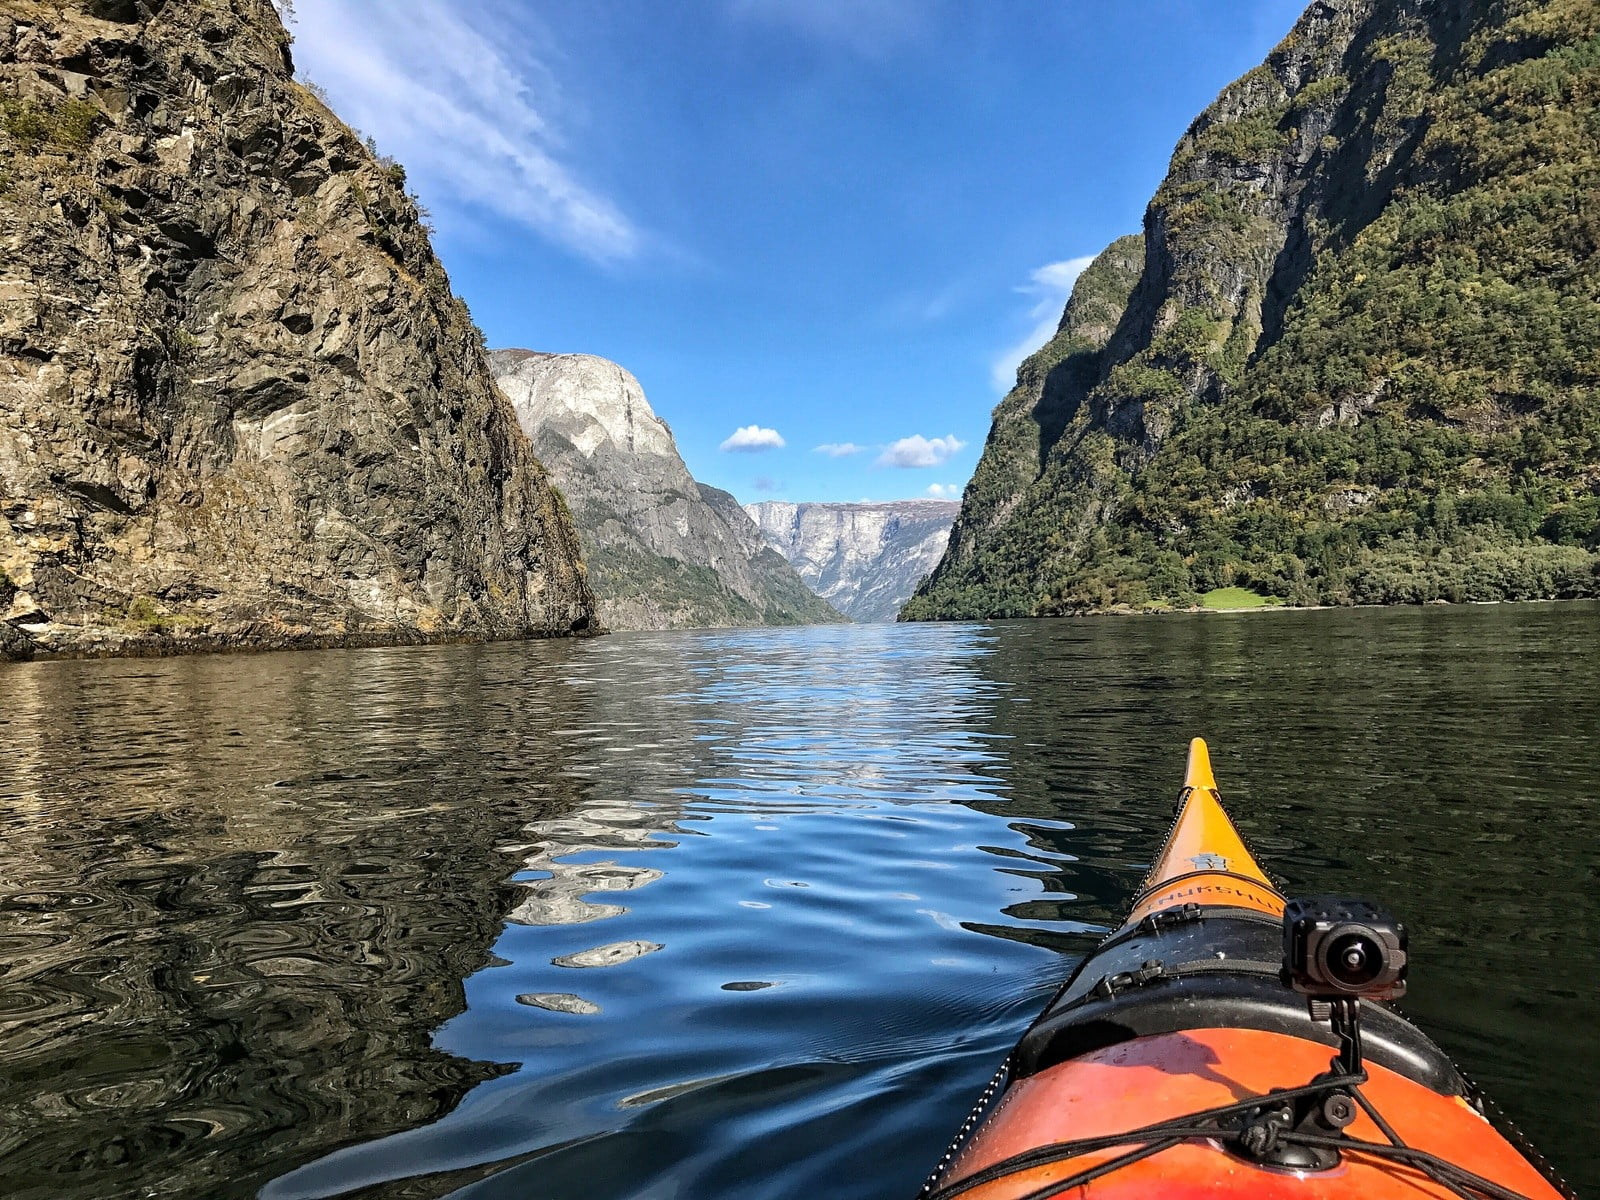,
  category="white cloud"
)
[926,483,961,499]
[878,434,966,468]
[990,254,1098,392]
[288,0,638,261]
[721,425,787,452]
[814,442,864,457]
